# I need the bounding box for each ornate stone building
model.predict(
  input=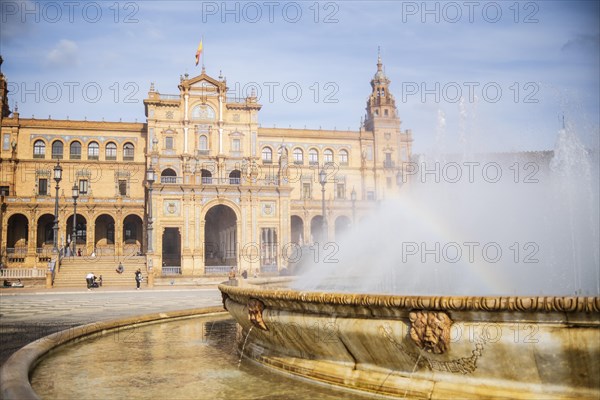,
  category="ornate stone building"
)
[0,55,413,276]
